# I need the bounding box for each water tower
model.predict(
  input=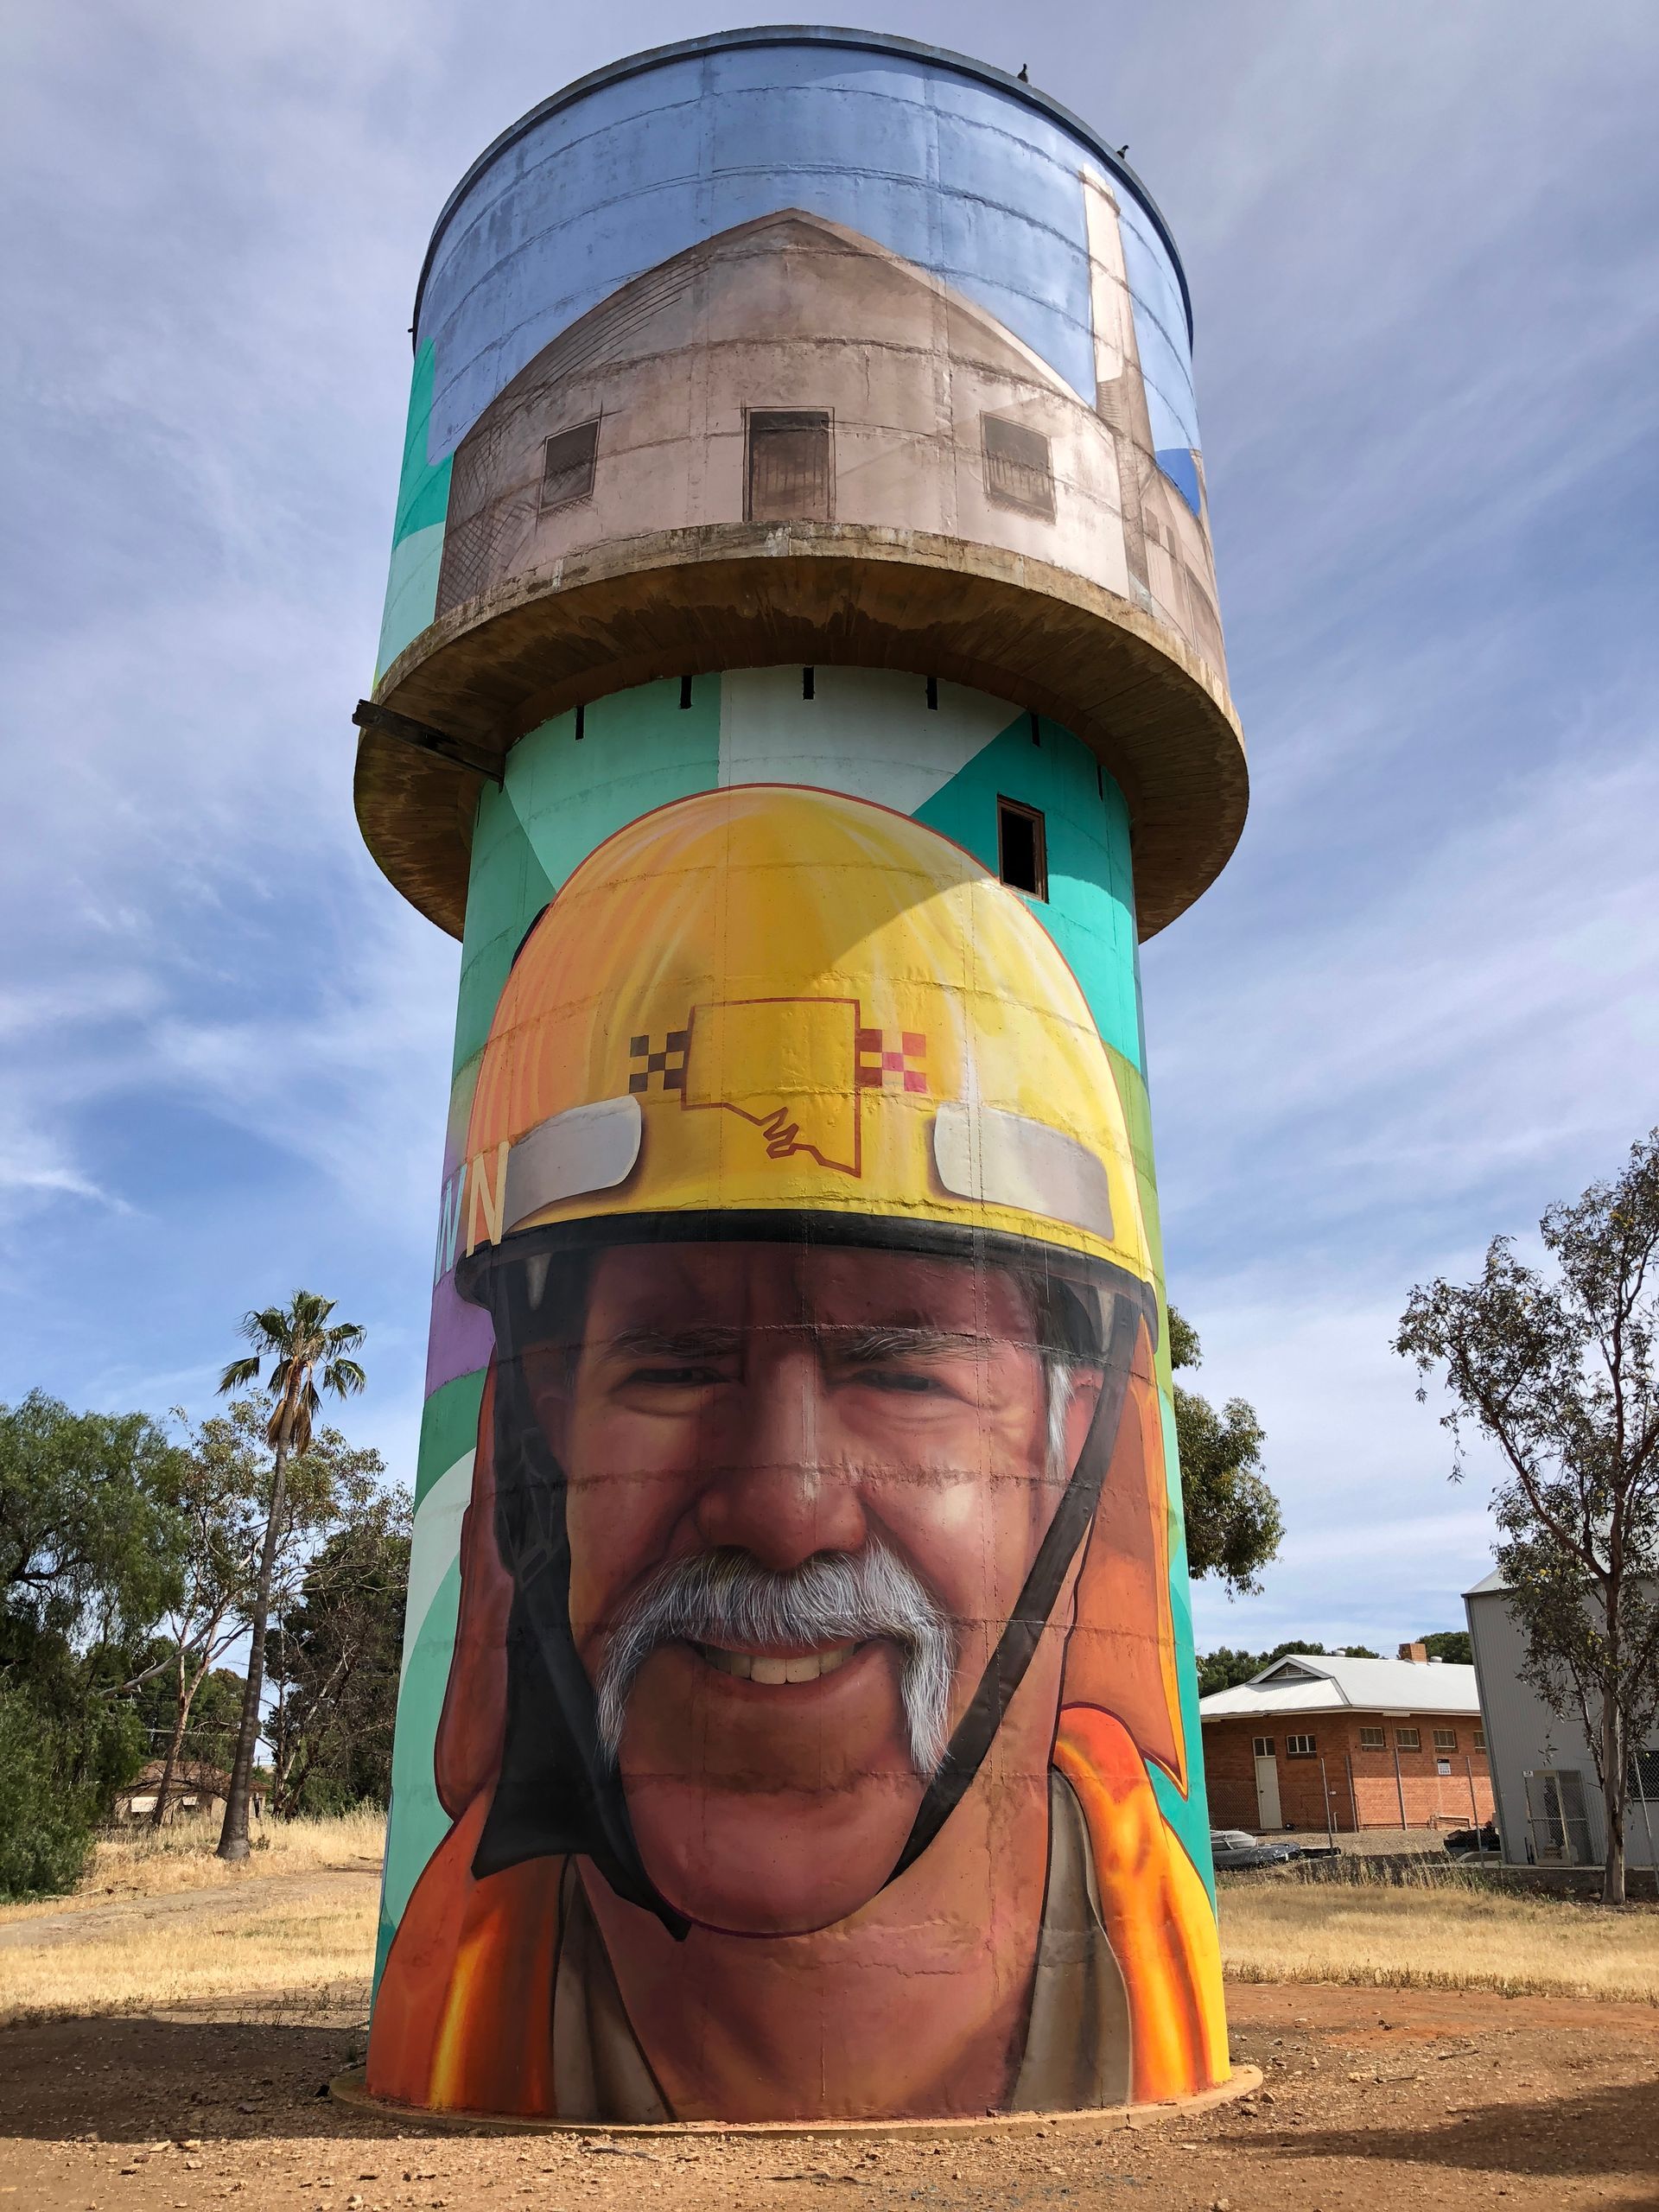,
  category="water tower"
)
[357,29,1245,2125]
